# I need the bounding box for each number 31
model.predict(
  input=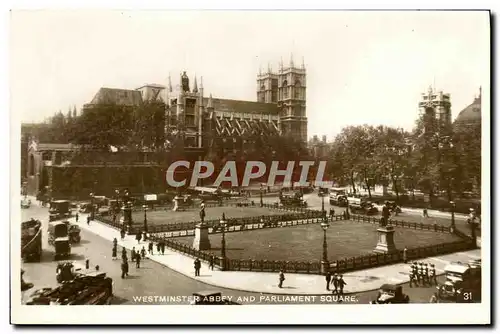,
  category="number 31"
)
[463,292,473,300]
